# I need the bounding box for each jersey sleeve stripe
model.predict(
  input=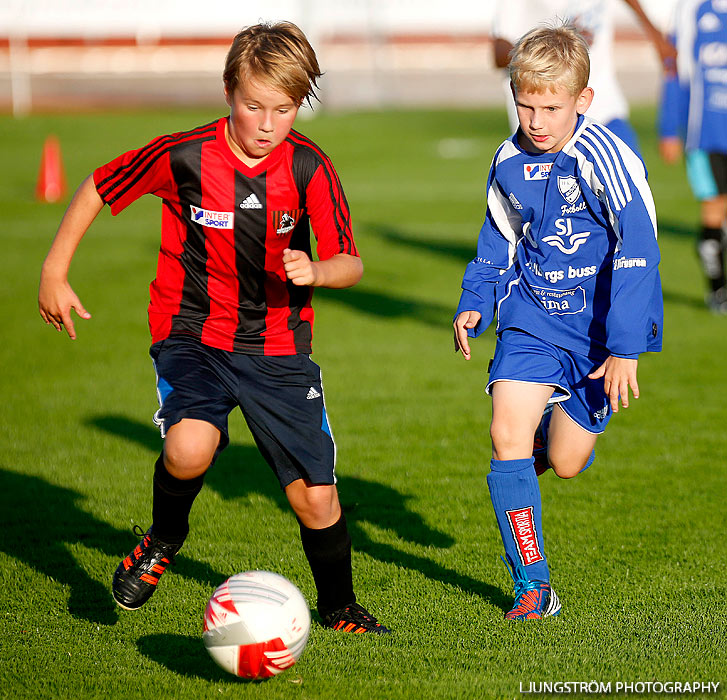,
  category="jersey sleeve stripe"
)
[286,130,355,255]
[575,138,624,212]
[96,123,218,204]
[587,124,633,202]
[579,128,630,210]
[487,180,520,264]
